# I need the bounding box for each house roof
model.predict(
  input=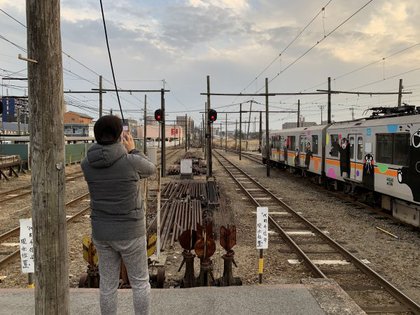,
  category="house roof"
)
[66,111,94,120]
